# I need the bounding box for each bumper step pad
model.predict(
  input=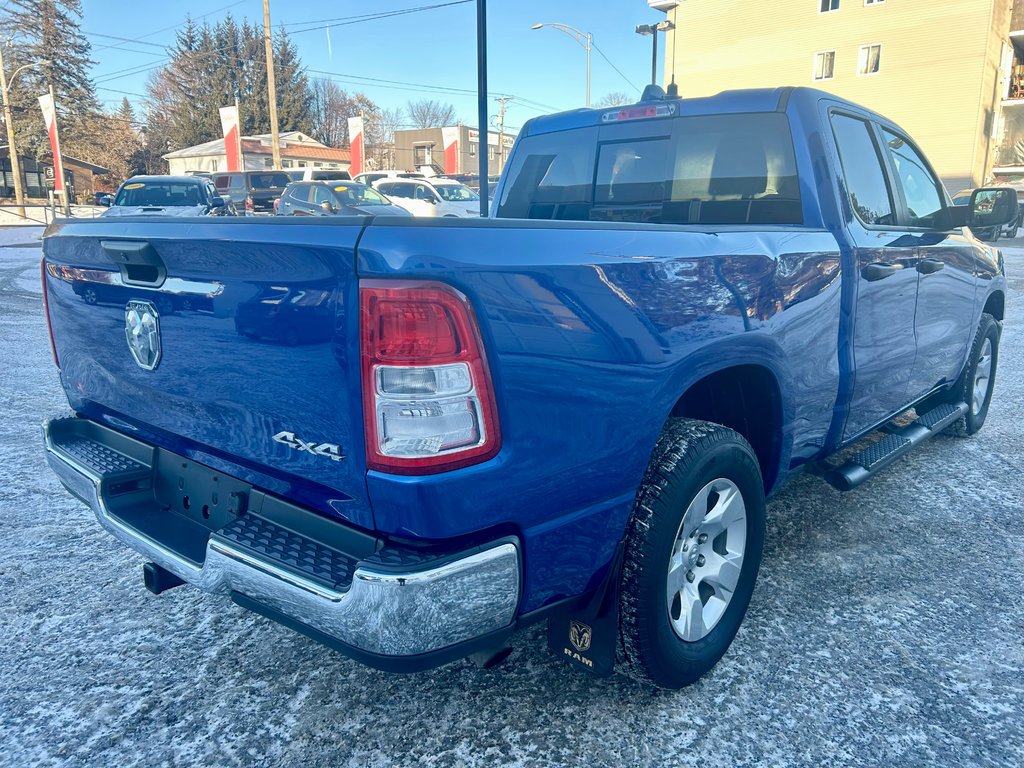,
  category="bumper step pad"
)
[214,515,356,591]
[823,401,967,491]
[58,437,146,477]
